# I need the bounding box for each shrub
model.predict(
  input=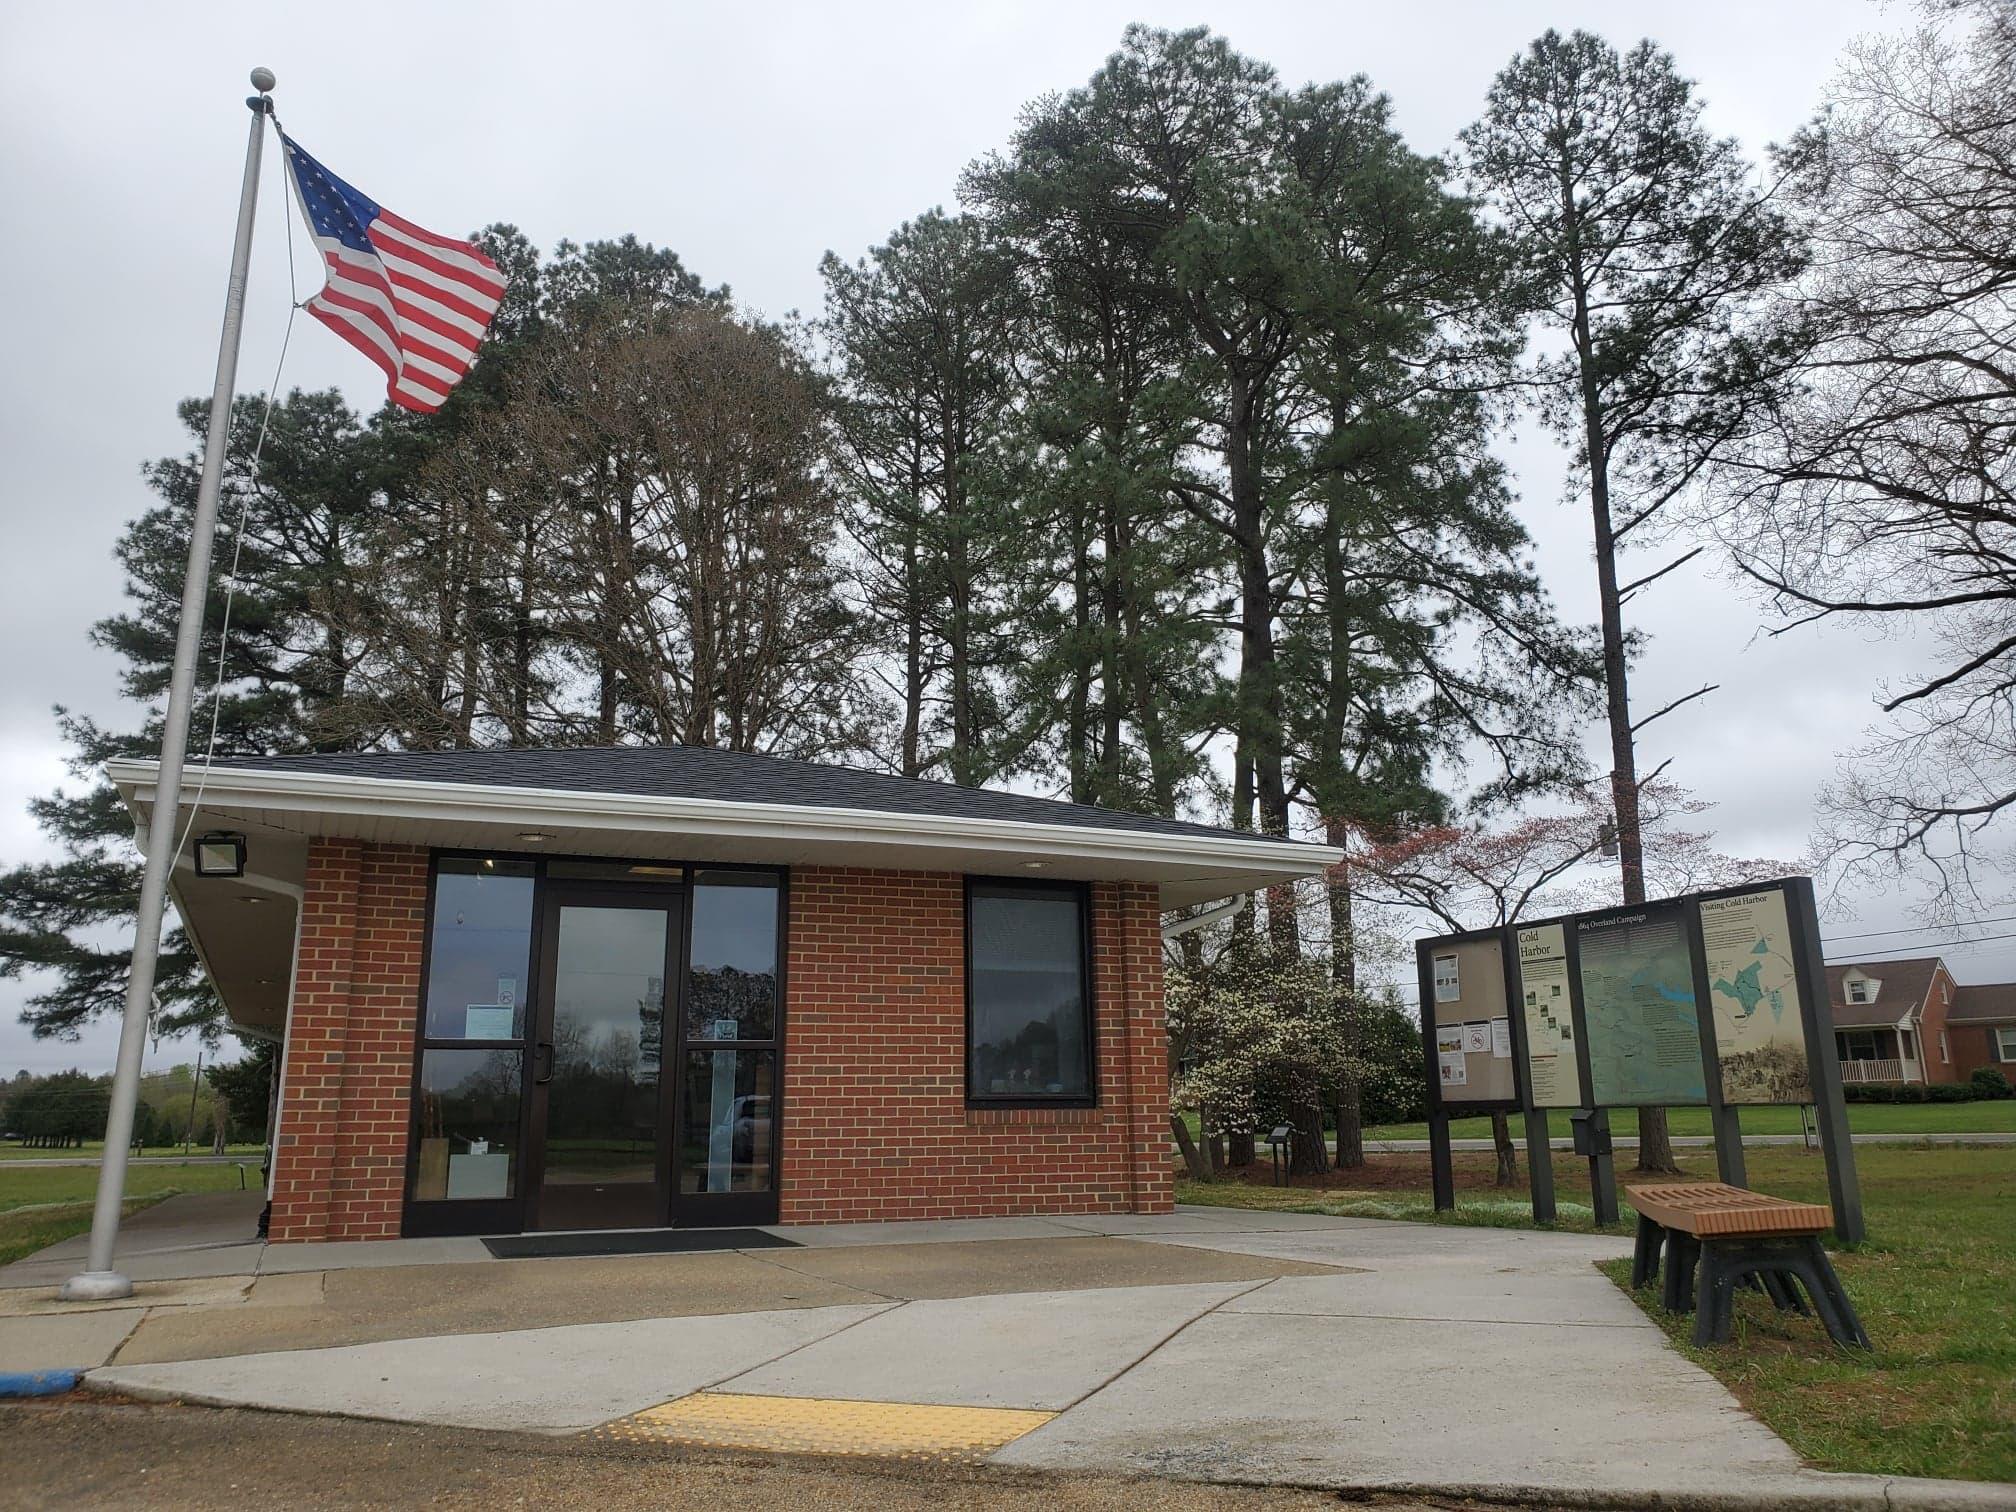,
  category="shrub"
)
[1969,1066,2012,1100]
